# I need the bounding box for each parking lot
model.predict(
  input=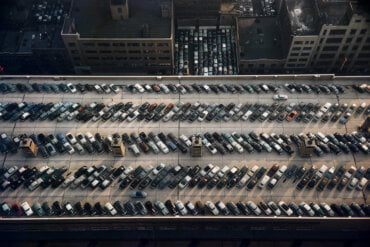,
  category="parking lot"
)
[0,75,369,217]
